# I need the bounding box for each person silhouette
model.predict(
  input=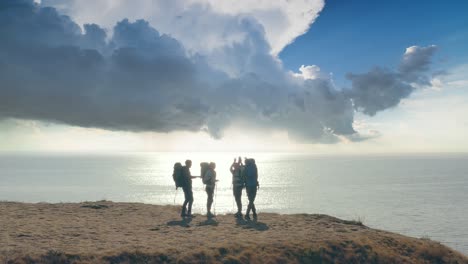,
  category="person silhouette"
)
[203,162,217,218]
[243,158,259,220]
[230,157,244,218]
[181,160,196,217]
